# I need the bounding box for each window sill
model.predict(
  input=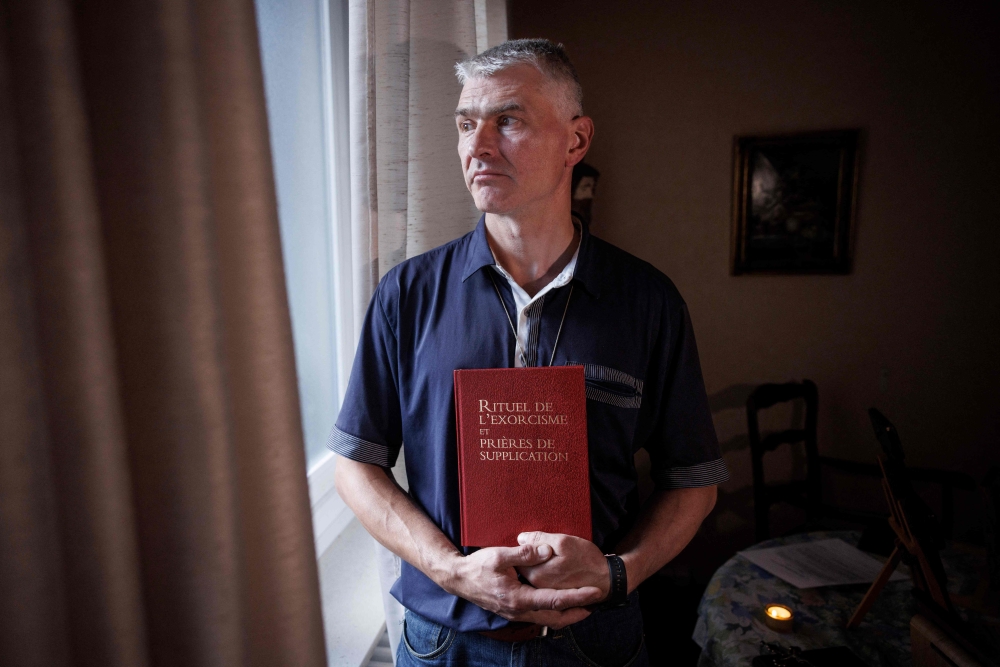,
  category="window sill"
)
[309,454,387,666]
[317,517,387,666]
[309,452,354,557]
